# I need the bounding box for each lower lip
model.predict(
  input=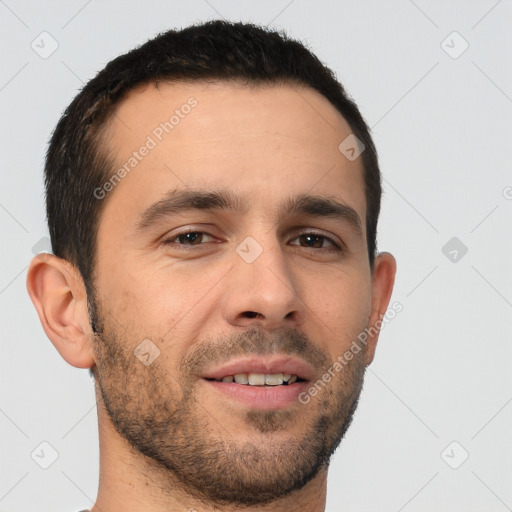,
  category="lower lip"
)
[202,379,310,410]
